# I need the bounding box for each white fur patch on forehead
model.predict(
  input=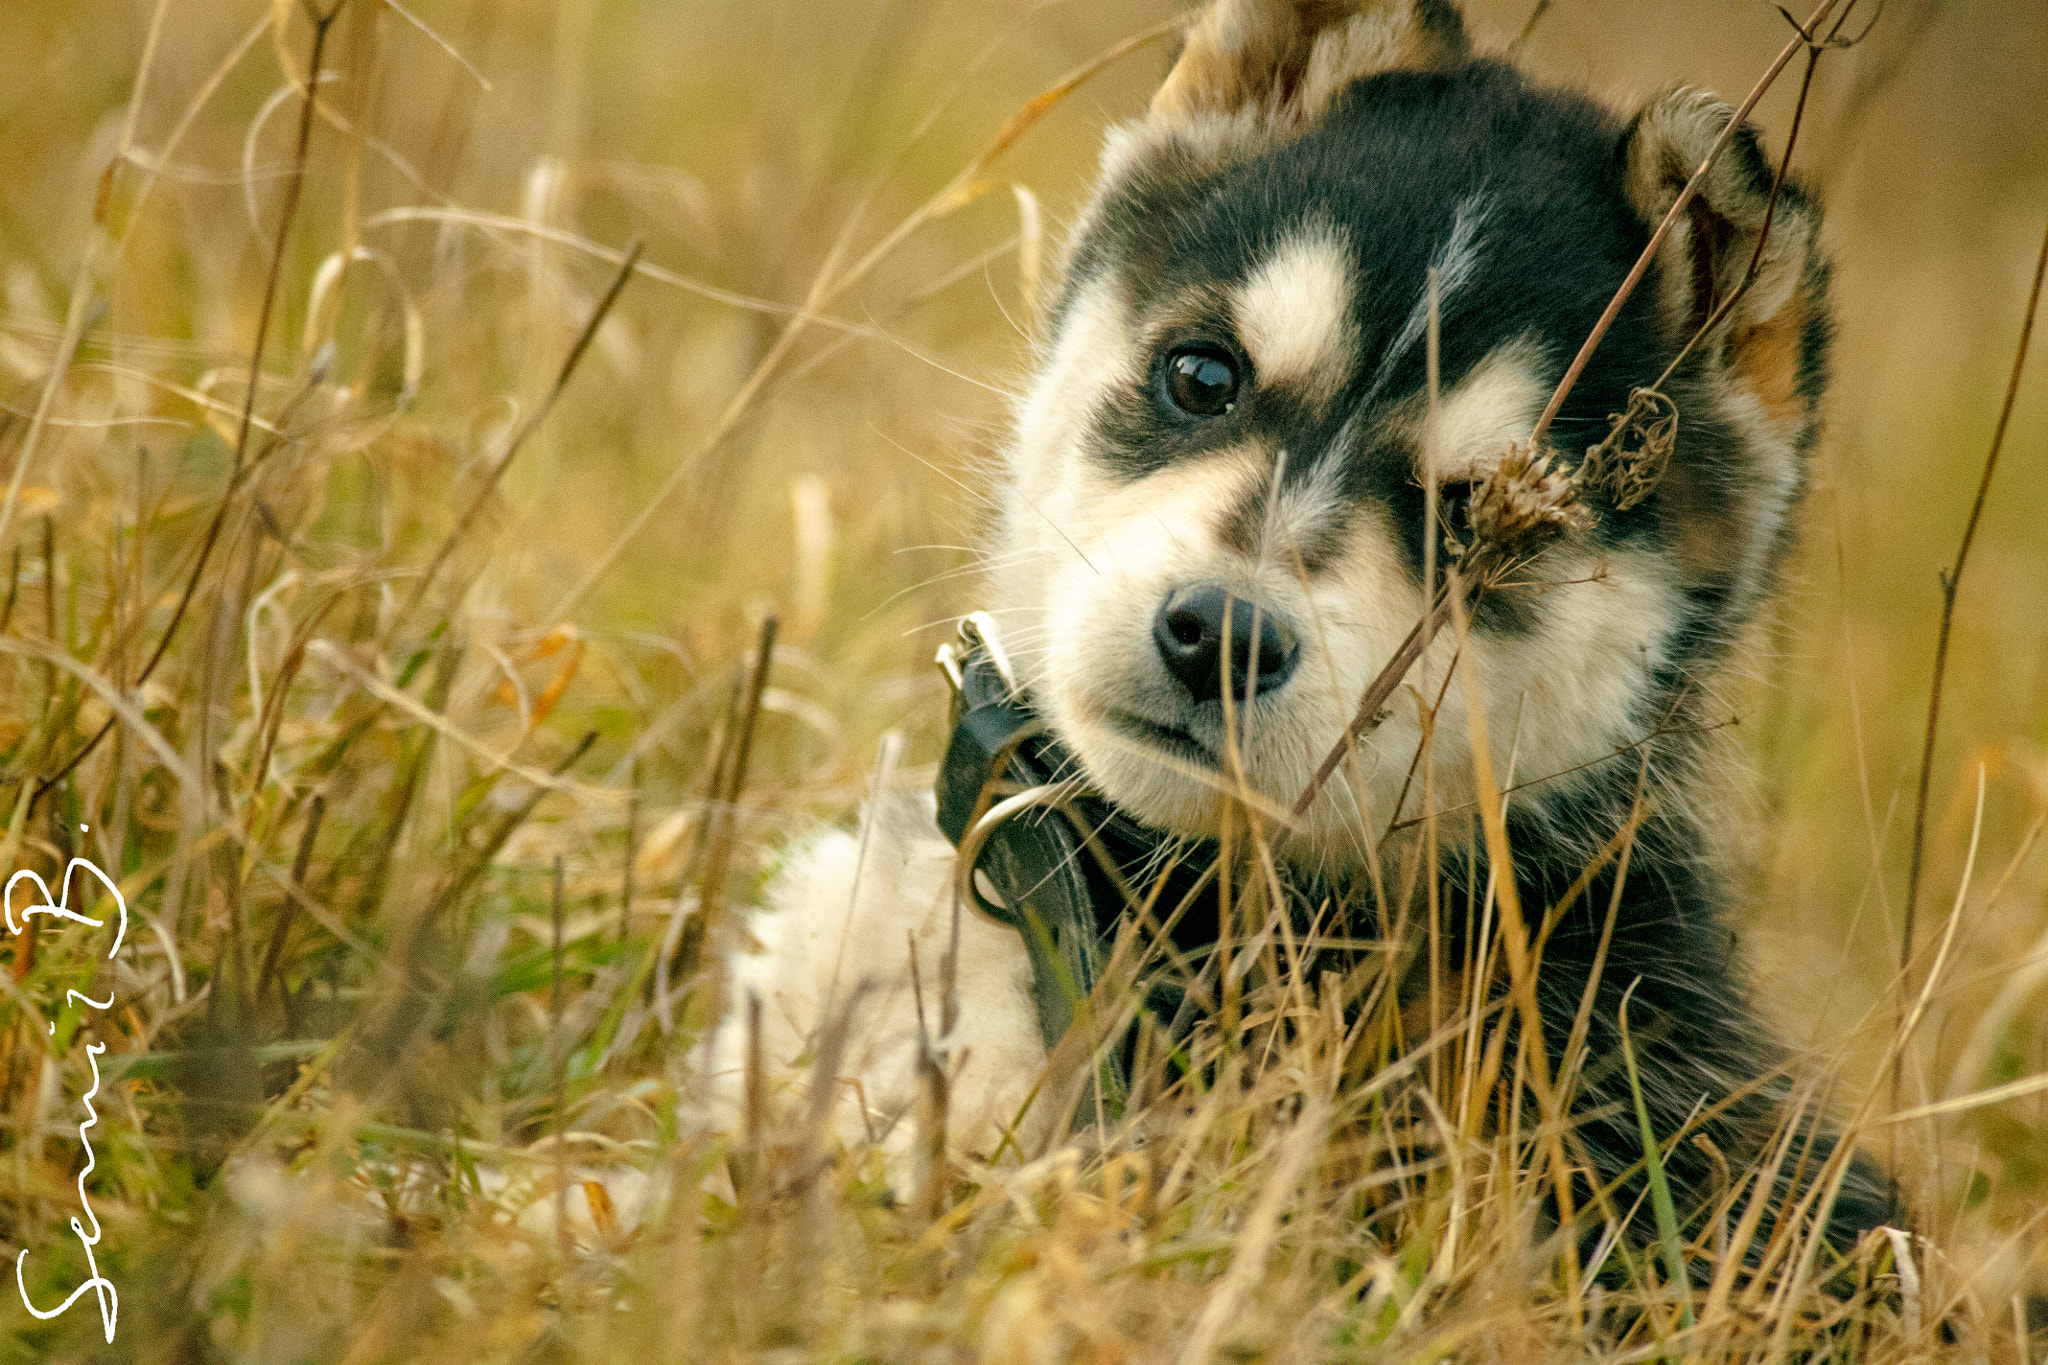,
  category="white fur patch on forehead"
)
[1232,226,1355,406]
[1424,342,1550,480]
